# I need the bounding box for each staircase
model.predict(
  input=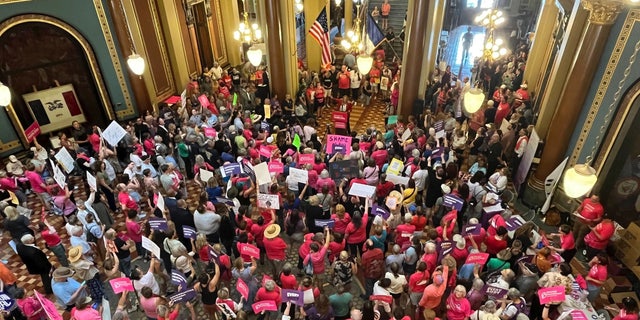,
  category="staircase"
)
[366,0,407,63]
